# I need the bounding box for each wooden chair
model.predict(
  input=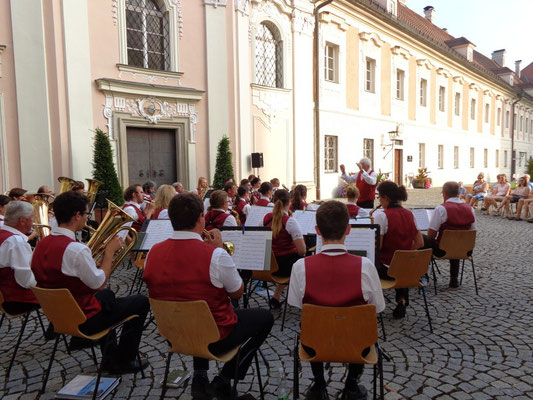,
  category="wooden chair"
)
[294,304,384,399]
[31,287,140,400]
[128,252,147,295]
[149,299,264,400]
[0,290,45,379]
[247,251,291,330]
[380,249,433,334]
[431,230,478,295]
